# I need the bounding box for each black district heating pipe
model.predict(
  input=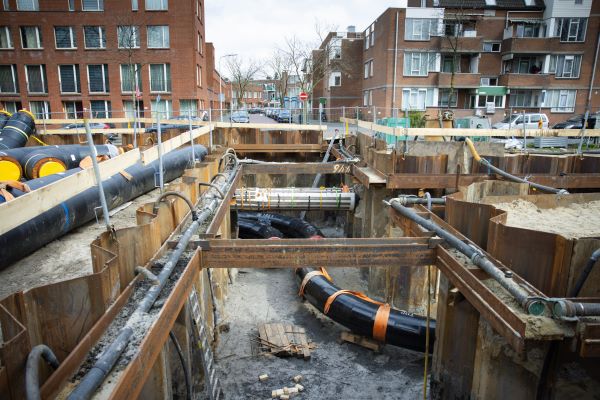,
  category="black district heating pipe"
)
[0,144,120,180]
[237,212,436,353]
[67,159,238,400]
[0,110,36,150]
[0,145,208,269]
[0,110,12,129]
[465,138,569,195]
